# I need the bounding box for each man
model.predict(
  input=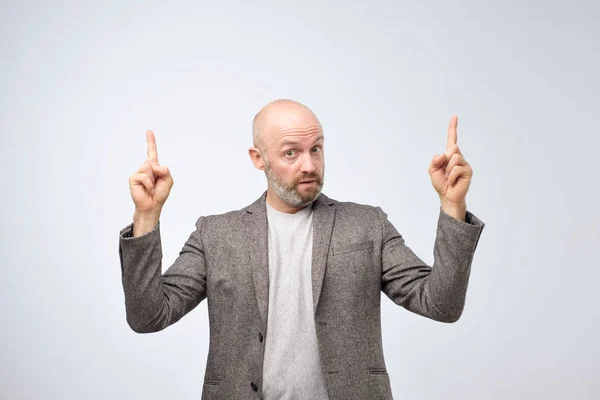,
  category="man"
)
[118,99,485,399]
